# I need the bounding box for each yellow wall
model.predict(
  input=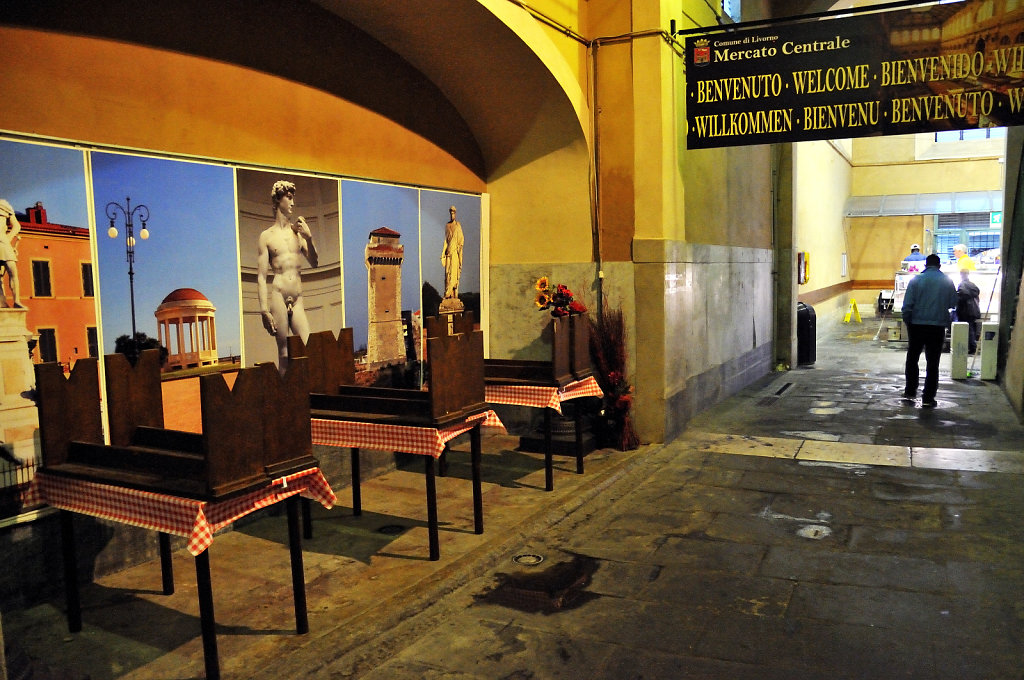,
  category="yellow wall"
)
[672,0,773,248]
[680,145,774,247]
[513,0,589,83]
[852,135,1004,195]
[794,141,853,296]
[590,0,638,261]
